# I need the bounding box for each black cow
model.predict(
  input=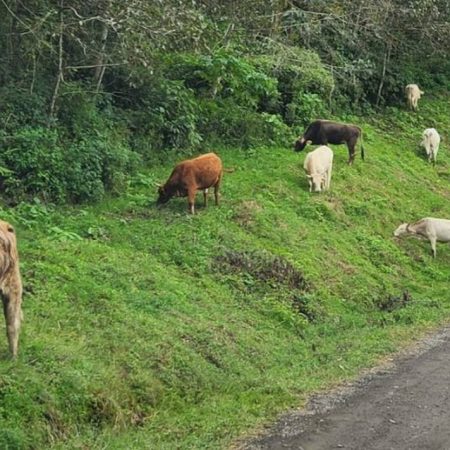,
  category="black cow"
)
[294,120,364,164]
